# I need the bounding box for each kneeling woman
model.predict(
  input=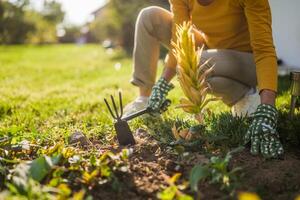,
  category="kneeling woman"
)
[124,0,283,158]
